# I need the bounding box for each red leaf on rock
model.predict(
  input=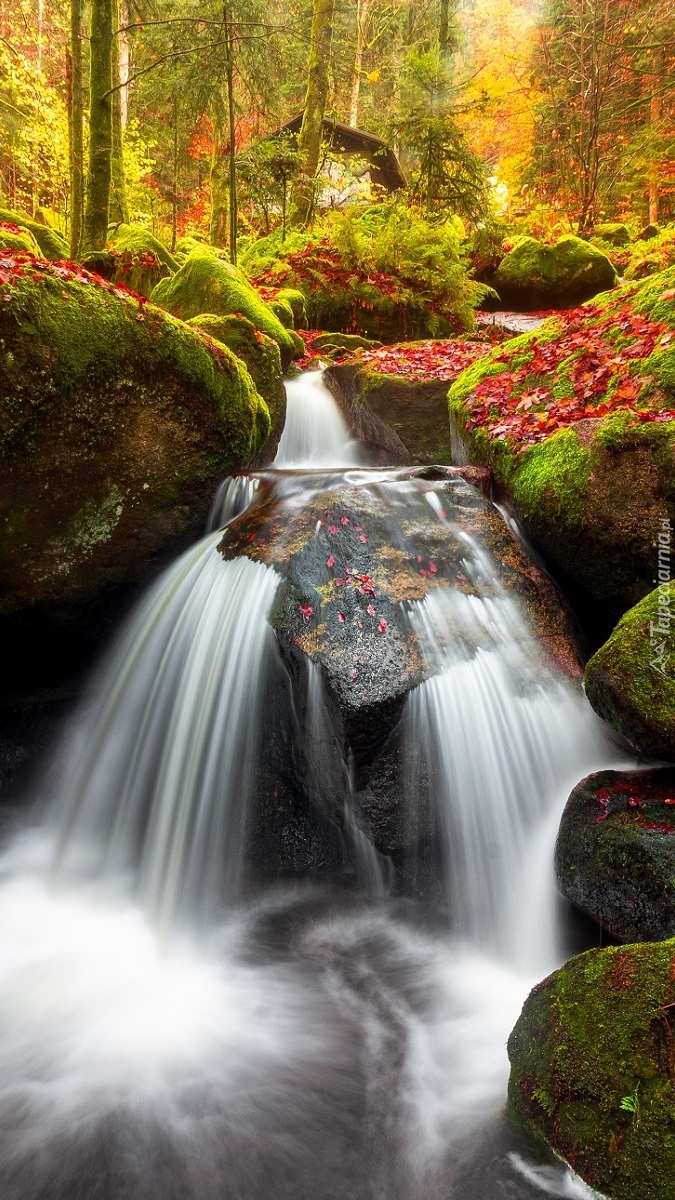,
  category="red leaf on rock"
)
[377,618,388,634]
[300,603,314,619]
[328,525,339,535]
[359,535,368,544]
[326,555,335,568]
[338,612,346,624]
[366,604,376,616]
